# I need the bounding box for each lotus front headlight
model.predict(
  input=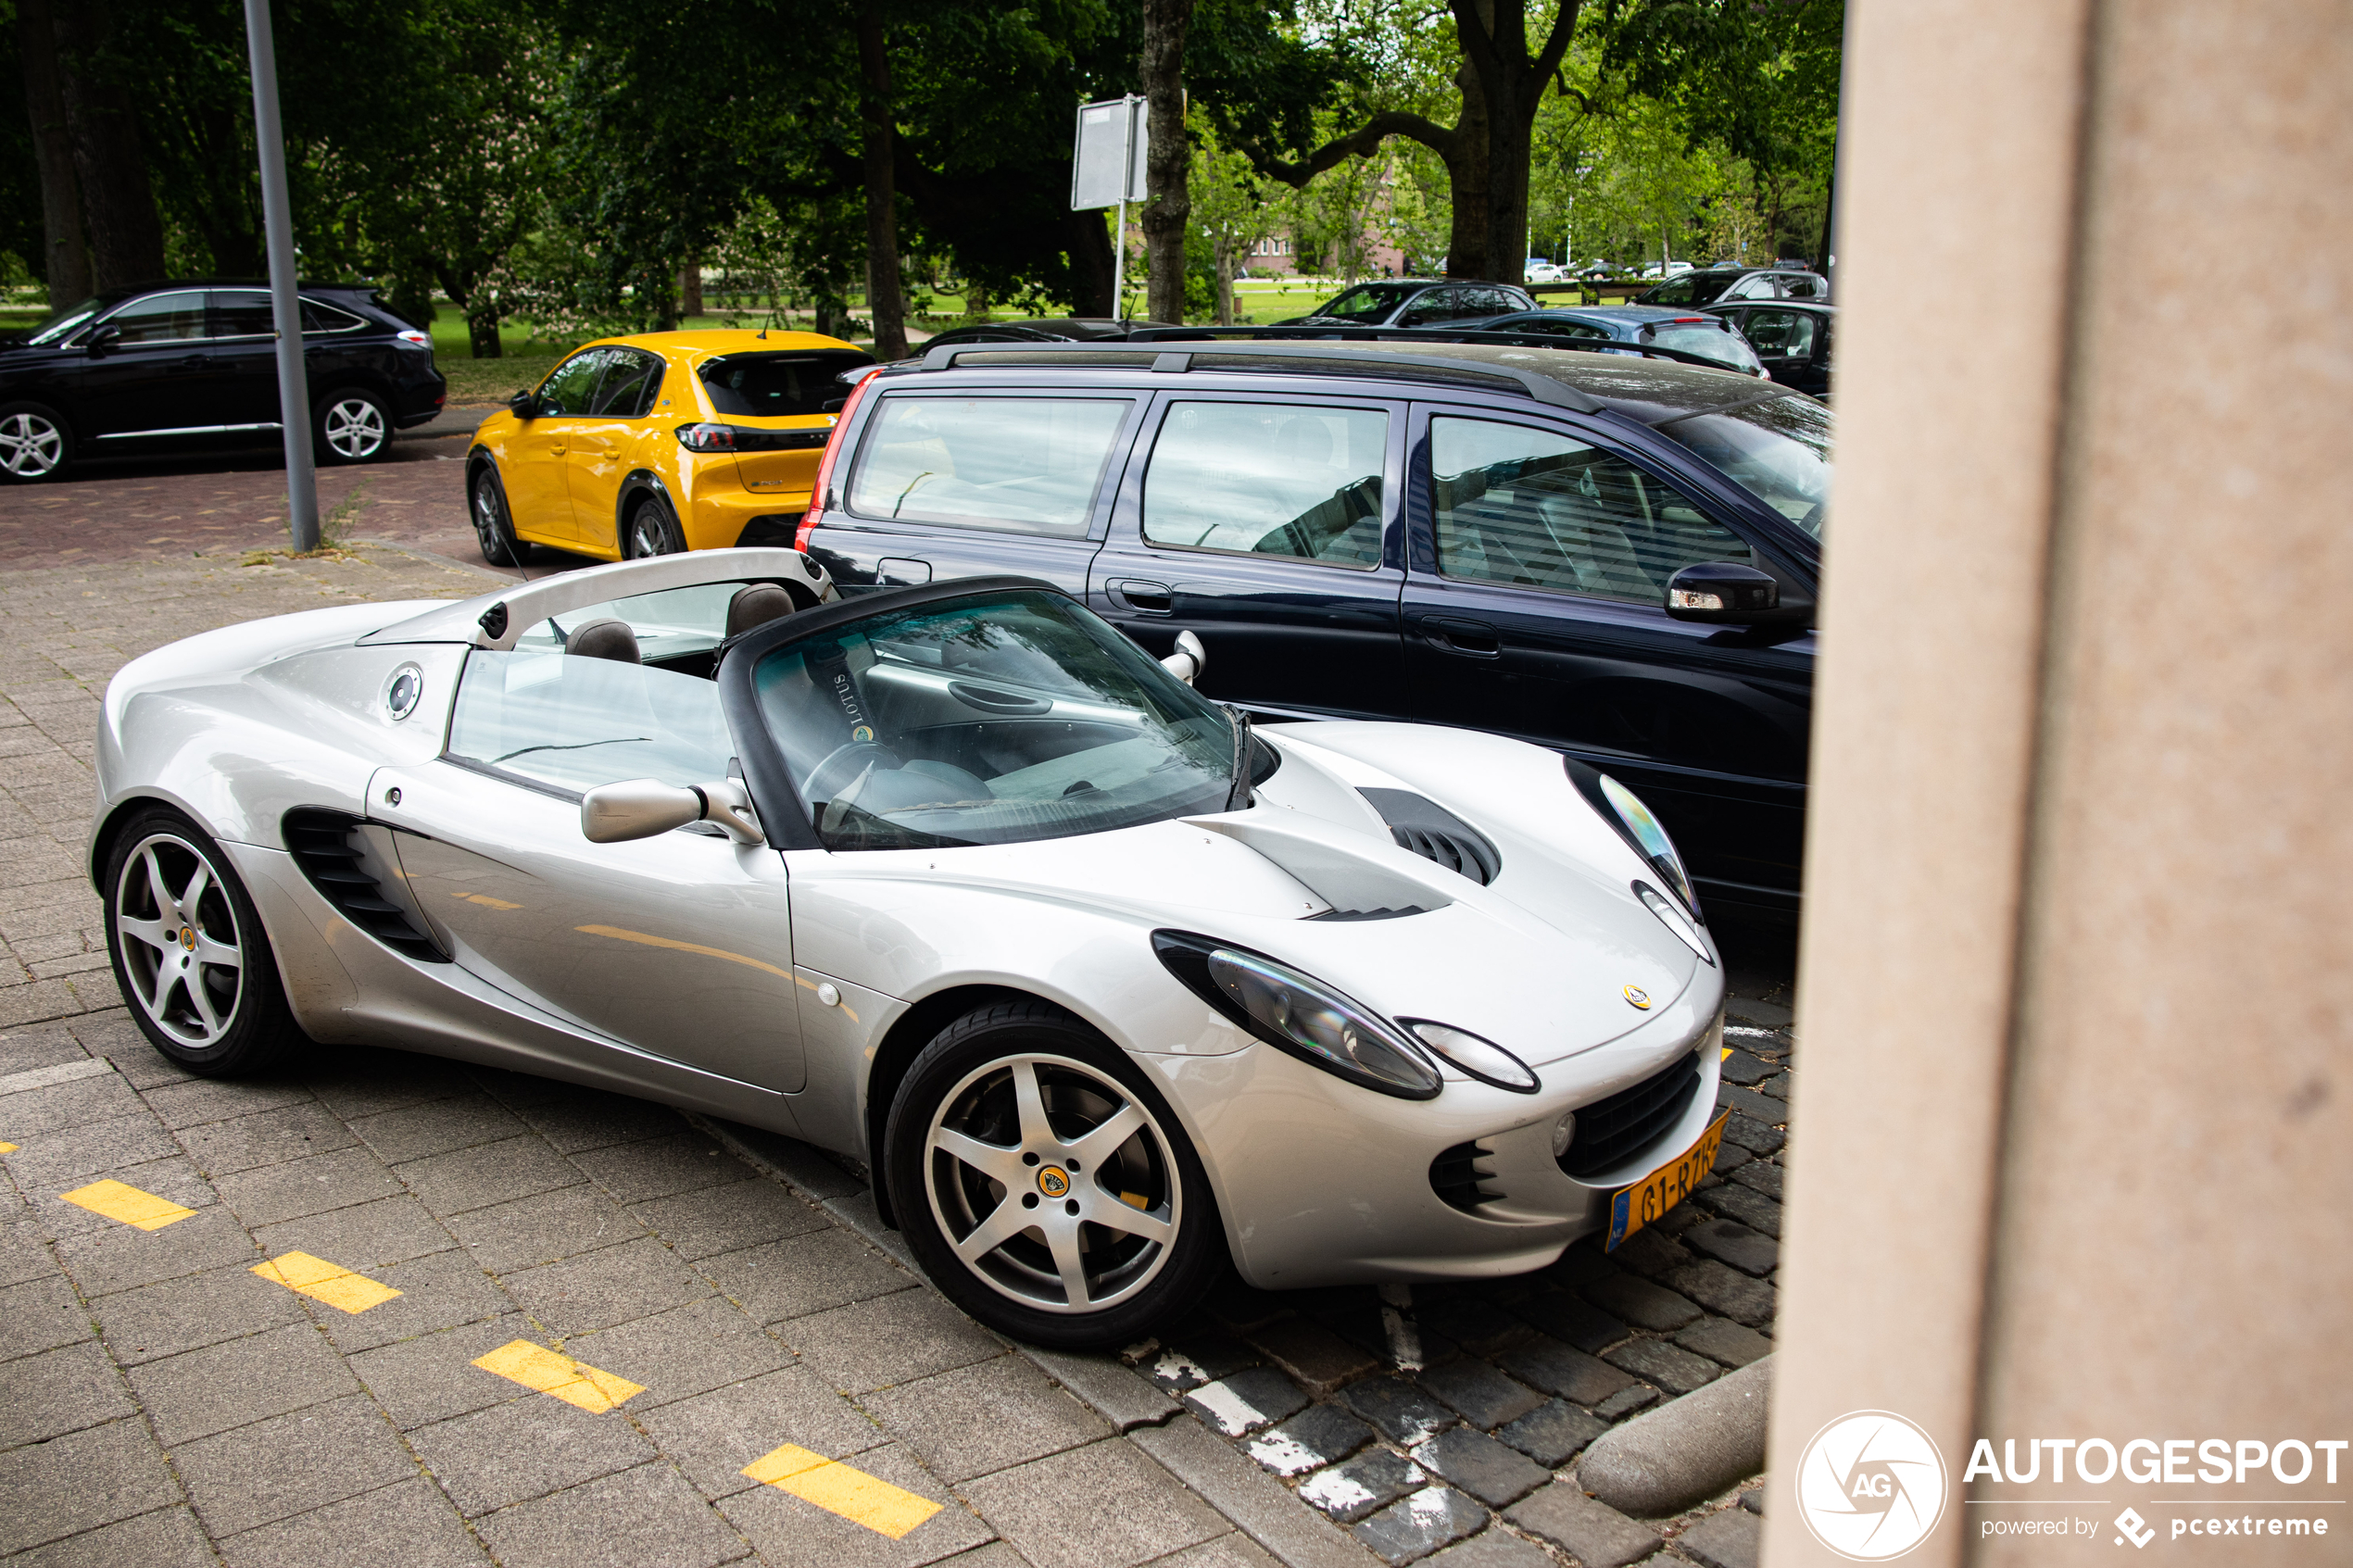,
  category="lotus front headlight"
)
[1151,931,1441,1099]
[1567,759,1701,919]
